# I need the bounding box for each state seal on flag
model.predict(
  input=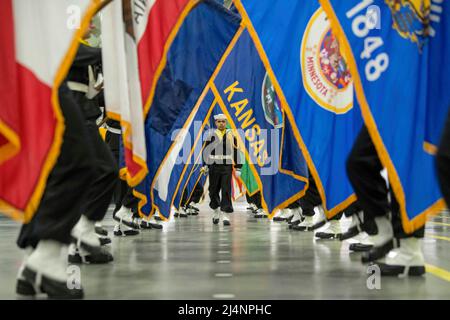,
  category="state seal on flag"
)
[300,8,353,114]
[261,72,283,128]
